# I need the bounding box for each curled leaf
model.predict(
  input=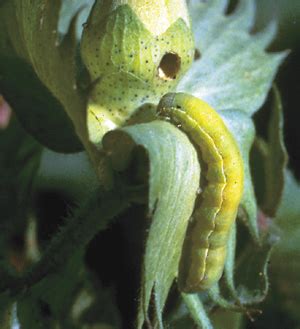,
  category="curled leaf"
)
[103,121,200,328]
